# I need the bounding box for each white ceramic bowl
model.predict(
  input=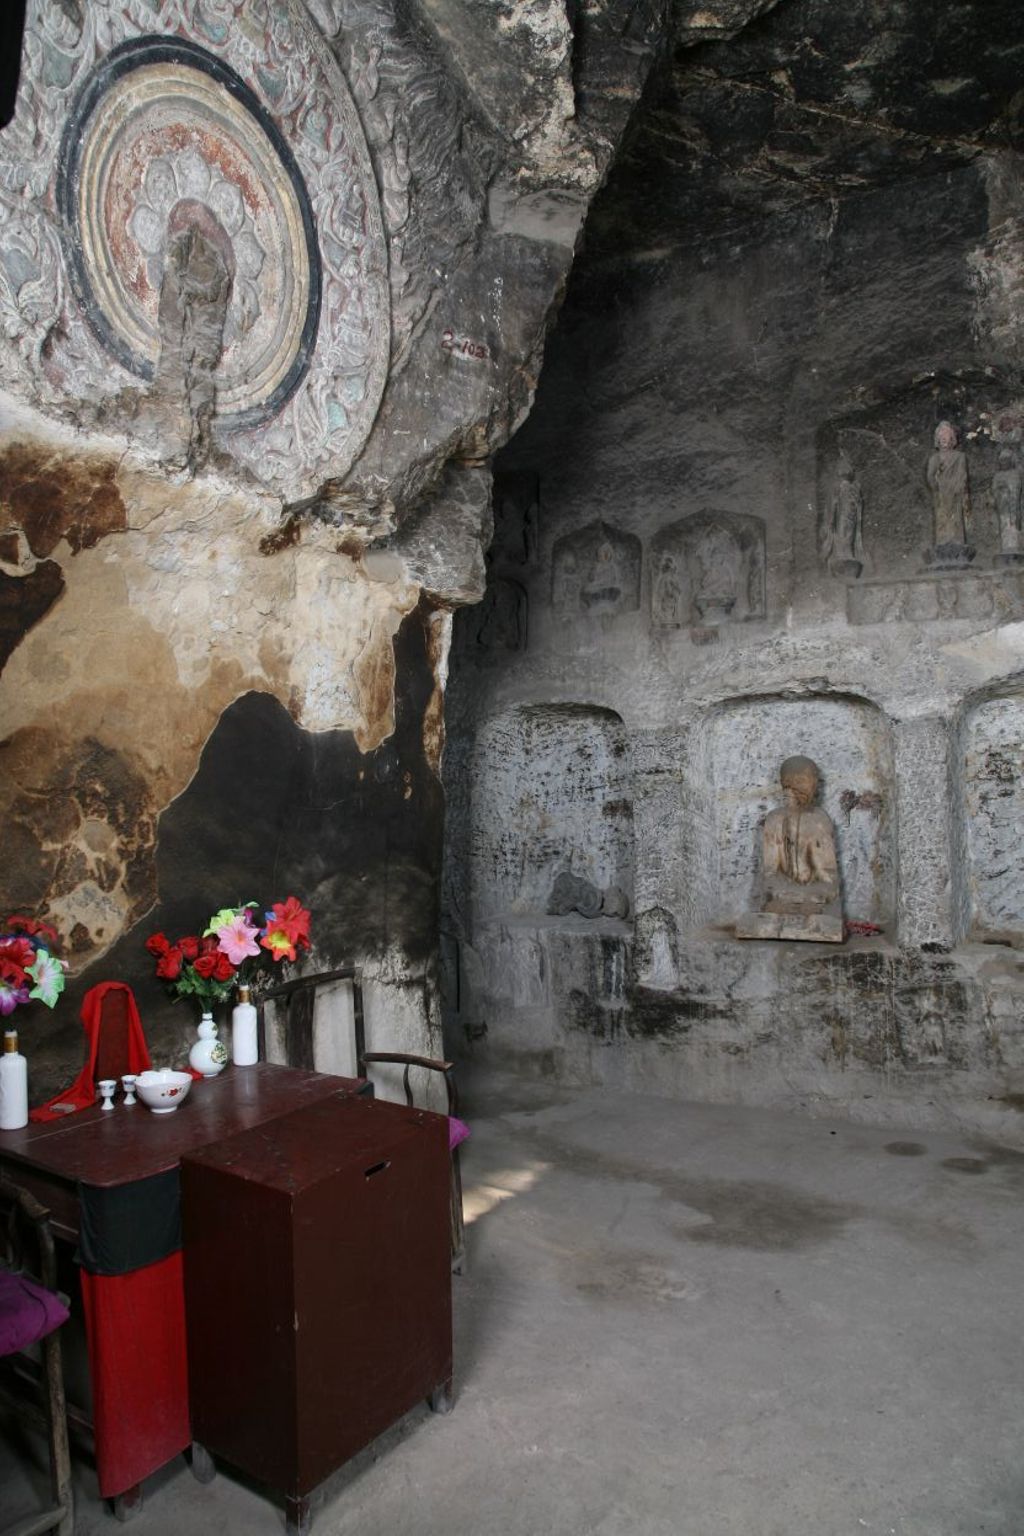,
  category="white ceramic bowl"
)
[135,1069,192,1115]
